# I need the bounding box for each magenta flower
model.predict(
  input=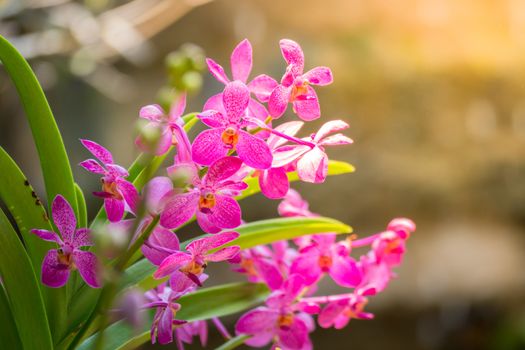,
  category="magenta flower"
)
[206,38,277,119]
[79,139,138,222]
[318,292,374,330]
[154,231,240,285]
[290,234,361,288]
[160,156,247,233]
[191,81,273,169]
[272,120,353,183]
[232,246,285,290]
[278,189,316,218]
[256,121,305,199]
[144,280,190,345]
[175,321,208,350]
[268,39,333,120]
[31,195,100,288]
[136,93,192,160]
[235,275,316,350]
[371,218,416,267]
